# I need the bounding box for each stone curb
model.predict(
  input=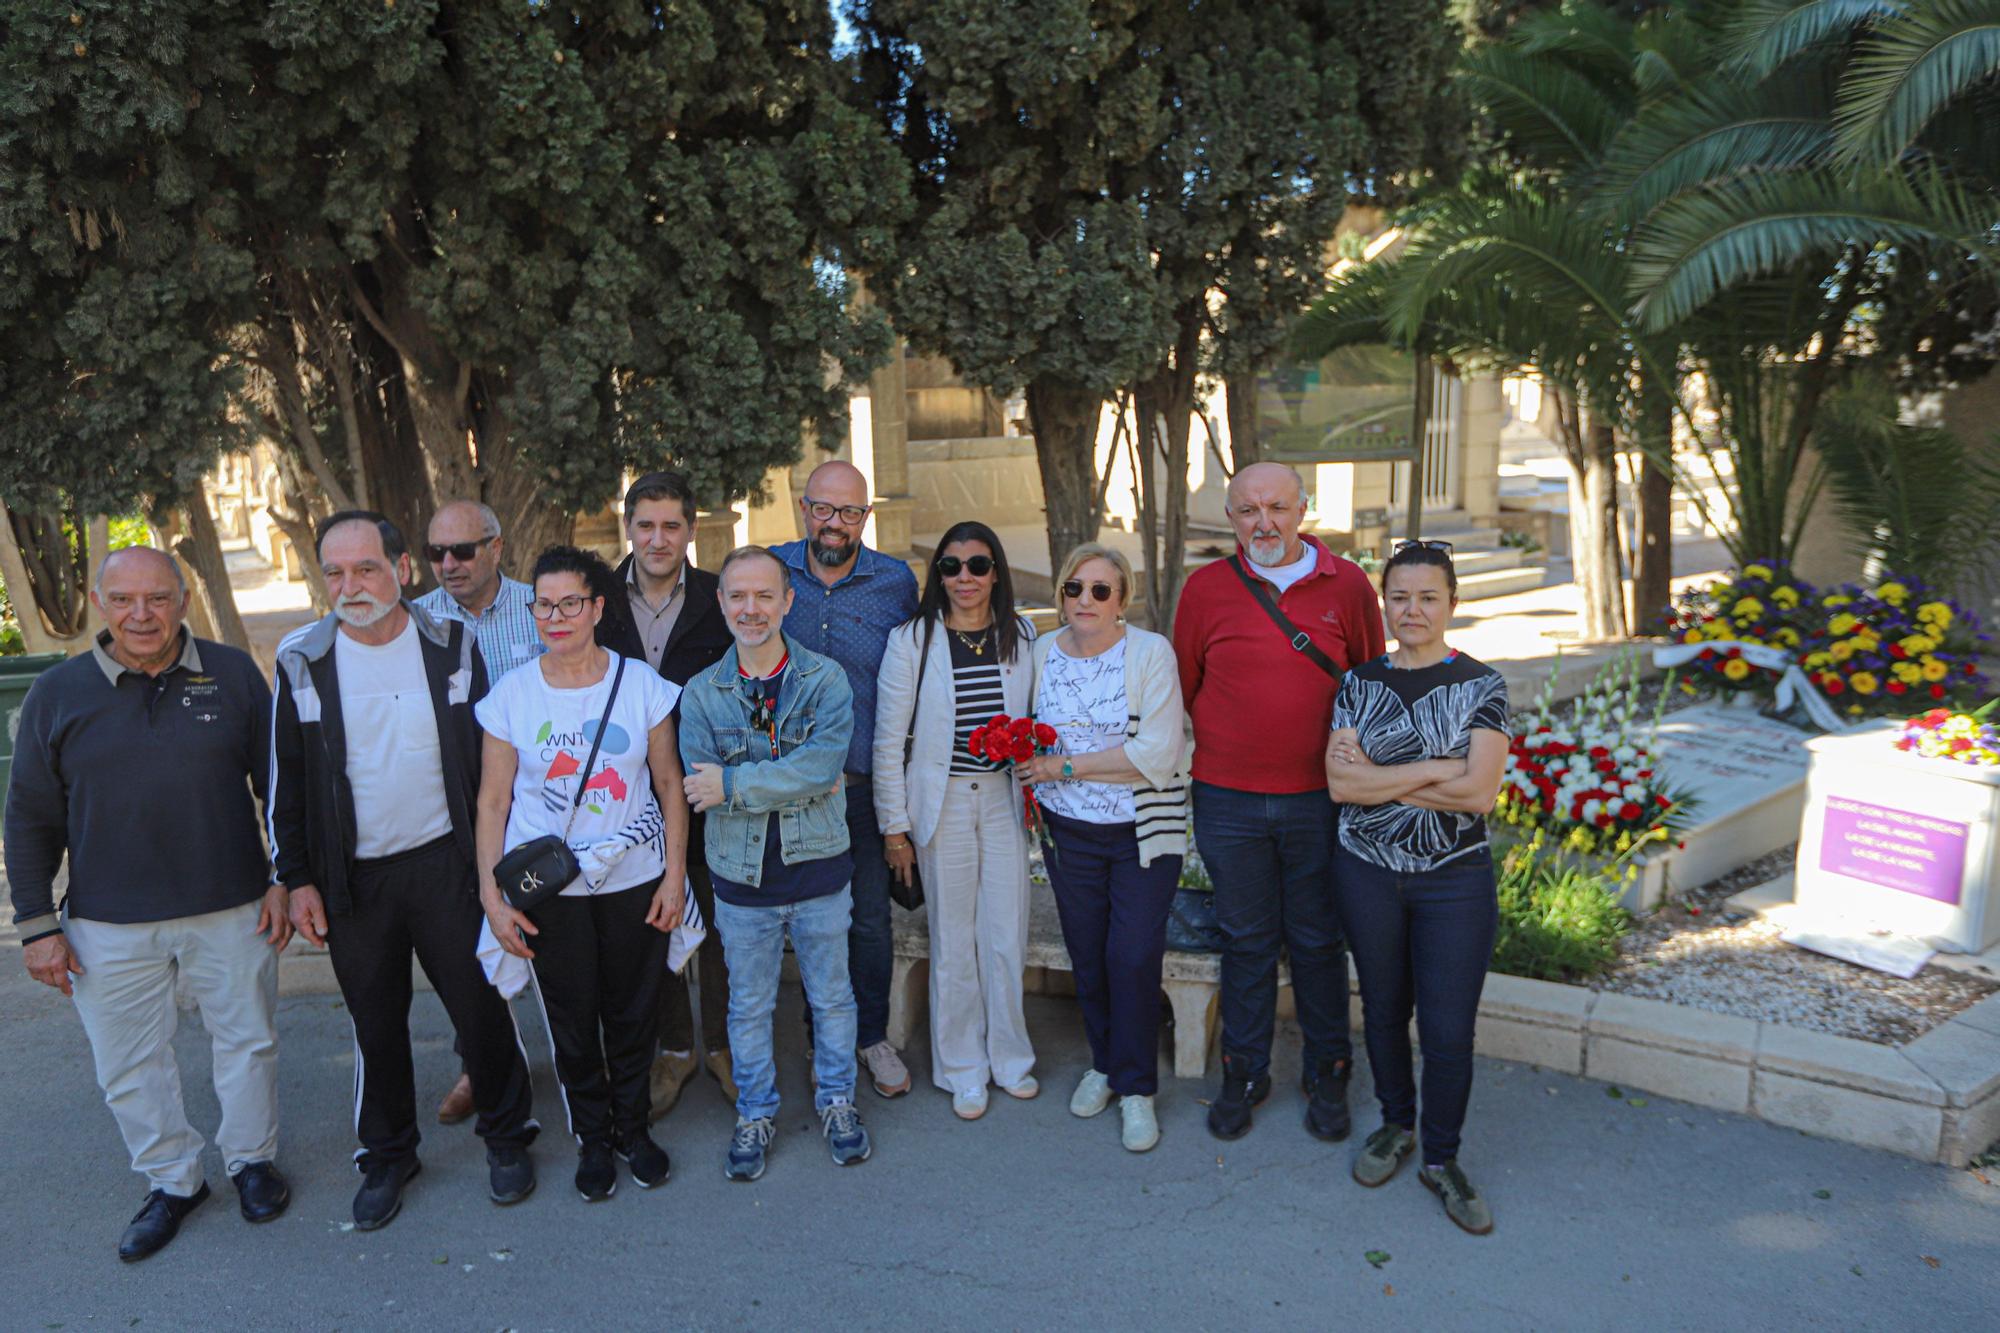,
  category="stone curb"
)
[1470,971,2000,1167]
